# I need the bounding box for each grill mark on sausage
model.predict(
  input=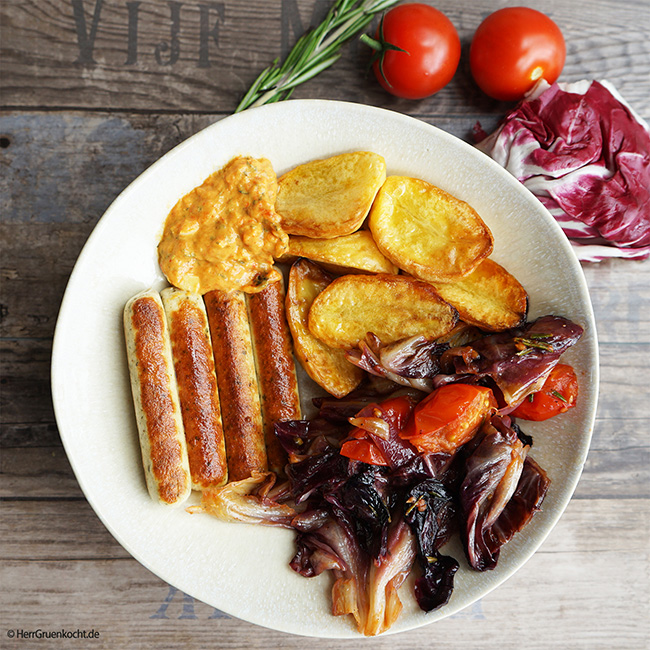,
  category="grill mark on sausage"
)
[247,280,301,475]
[204,290,268,481]
[168,297,227,488]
